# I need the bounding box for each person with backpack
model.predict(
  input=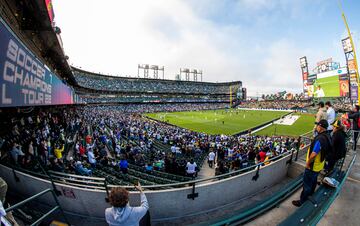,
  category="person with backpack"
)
[348,105,360,151]
[292,119,332,207]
